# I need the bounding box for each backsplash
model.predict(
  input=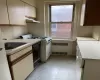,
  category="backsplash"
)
[0,26,28,40]
[77,26,93,37]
